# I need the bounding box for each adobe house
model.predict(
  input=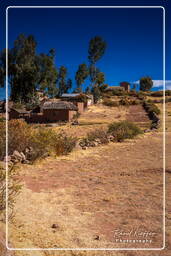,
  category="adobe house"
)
[120,82,130,92]
[42,101,78,122]
[60,93,86,113]
[9,108,31,120]
[104,86,125,92]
